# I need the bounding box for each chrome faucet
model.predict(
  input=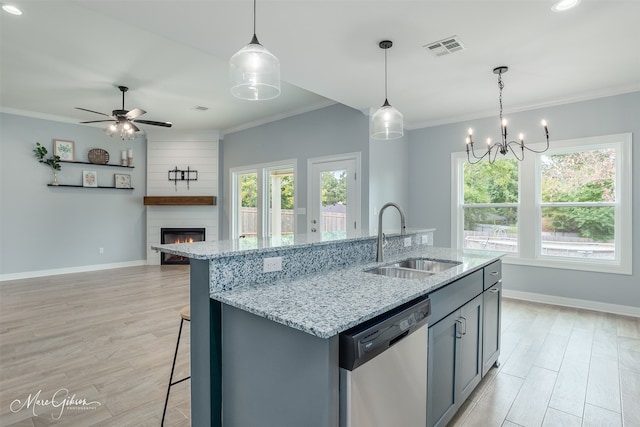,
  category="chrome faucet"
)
[376,202,406,262]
